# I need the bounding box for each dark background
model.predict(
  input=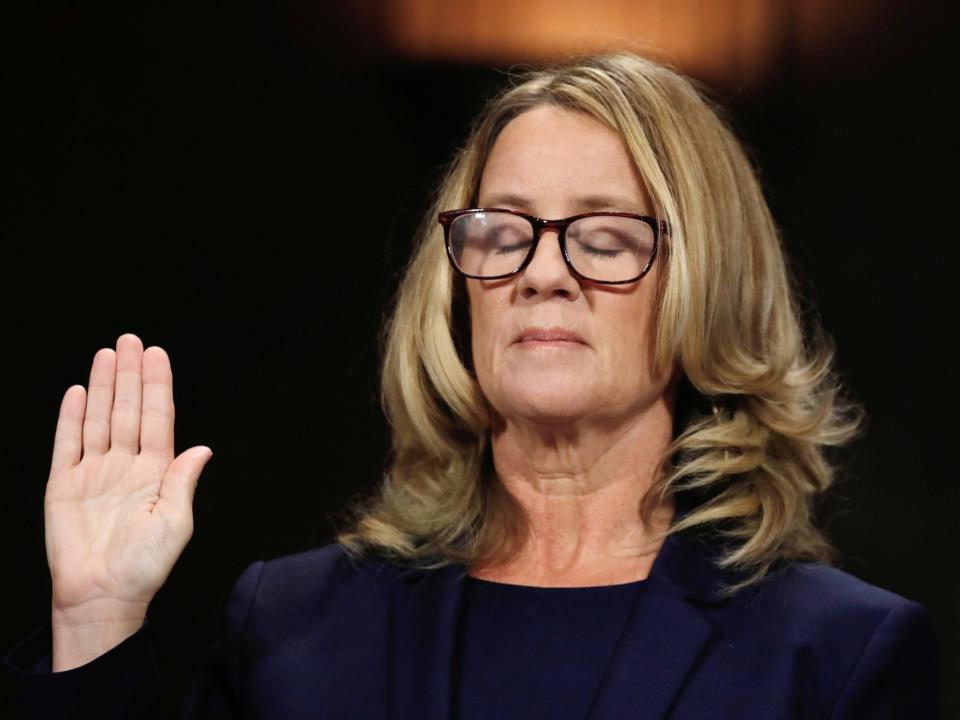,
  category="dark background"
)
[2,1,956,717]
